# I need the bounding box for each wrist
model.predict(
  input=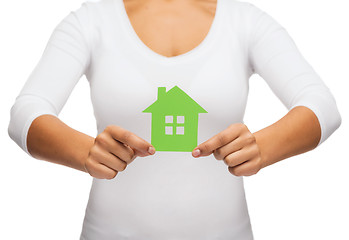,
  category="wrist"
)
[69,133,95,173]
[253,128,275,169]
